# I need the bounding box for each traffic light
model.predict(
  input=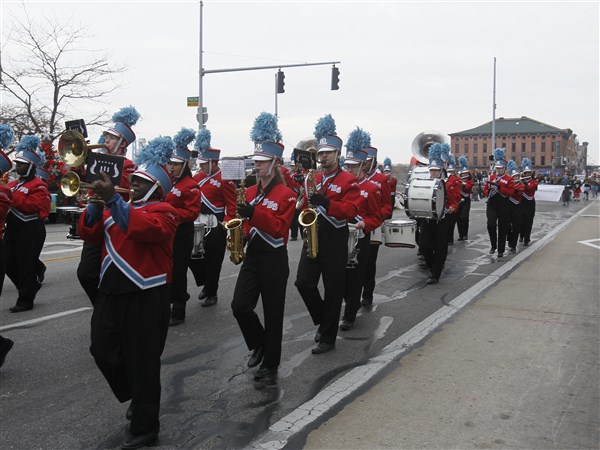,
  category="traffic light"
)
[276,70,285,93]
[331,66,340,90]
